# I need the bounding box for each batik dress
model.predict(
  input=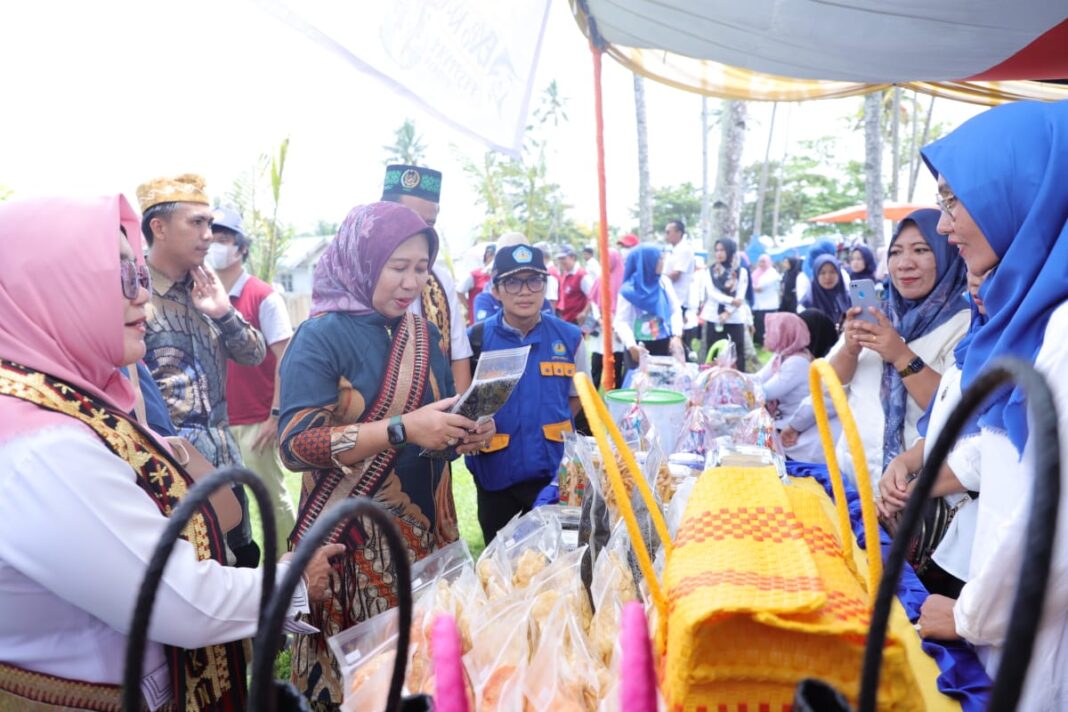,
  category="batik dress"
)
[279,310,458,706]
